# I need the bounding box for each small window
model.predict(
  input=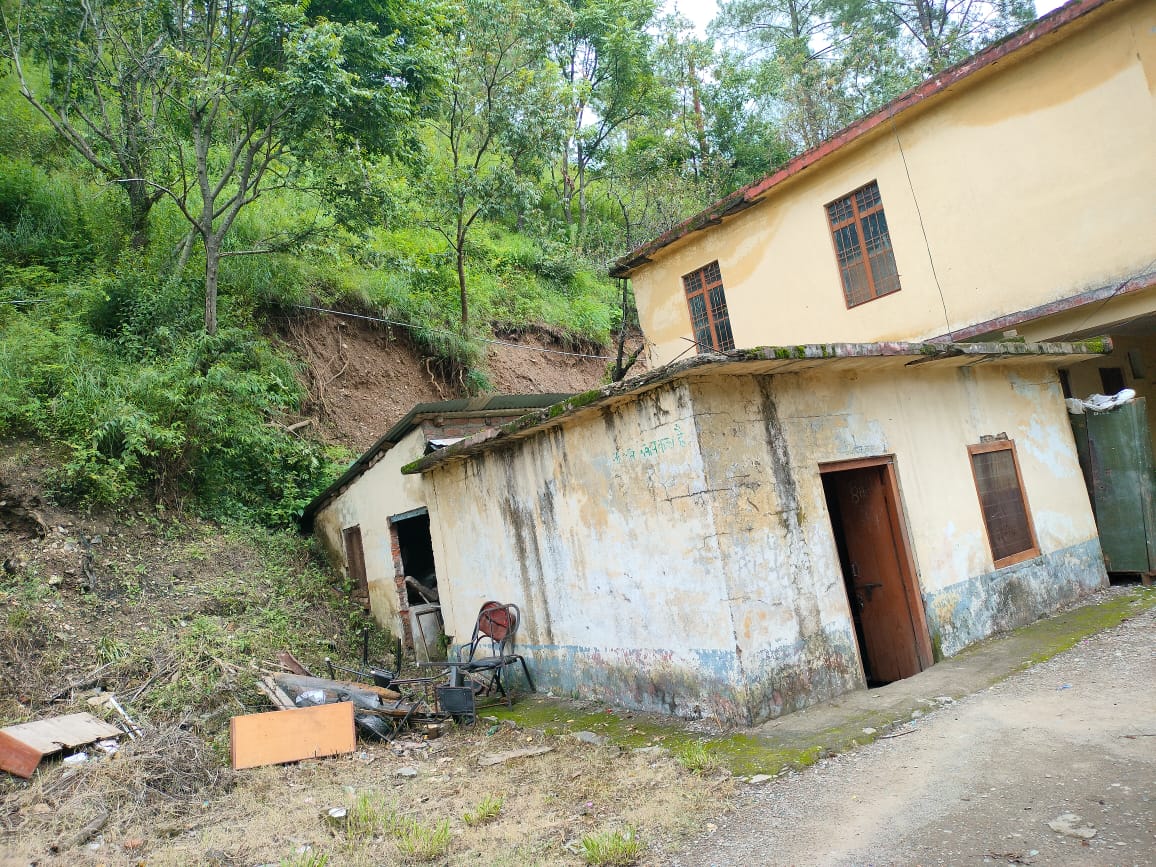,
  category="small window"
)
[682,261,735,352]
[1099,366,1126,394]
[826,181,901,307]
[968,441,1038,567]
